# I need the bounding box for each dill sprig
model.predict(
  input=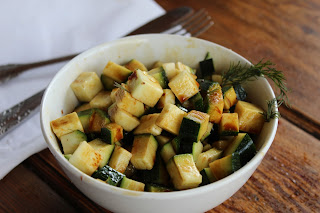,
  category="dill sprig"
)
[262,98,281,122]
[221,60,289,106]
[113,82,129,93]
[221,59,290,121]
